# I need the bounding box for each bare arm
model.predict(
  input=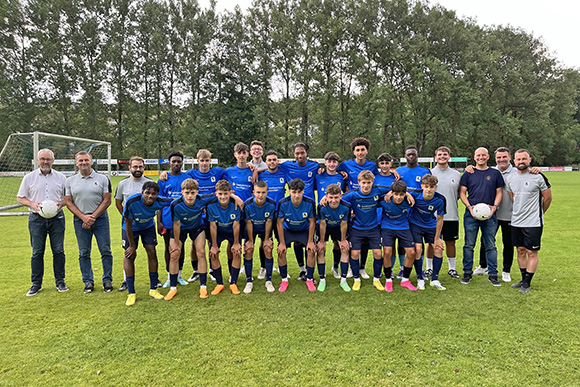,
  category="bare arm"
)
[542,188,552,213]
[115,199,124,215]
